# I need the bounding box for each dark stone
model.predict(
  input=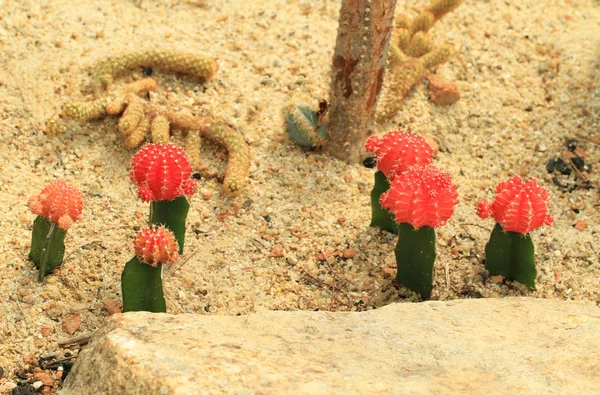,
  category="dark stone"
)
[12,385,36,395]
[570,156,585,171]
[554,159,572,175]
[363,156,377,168]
